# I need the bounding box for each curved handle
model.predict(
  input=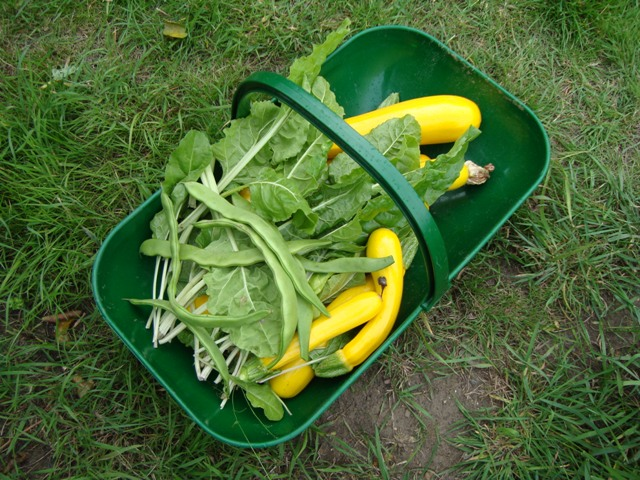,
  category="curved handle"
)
[232,71,450,306]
